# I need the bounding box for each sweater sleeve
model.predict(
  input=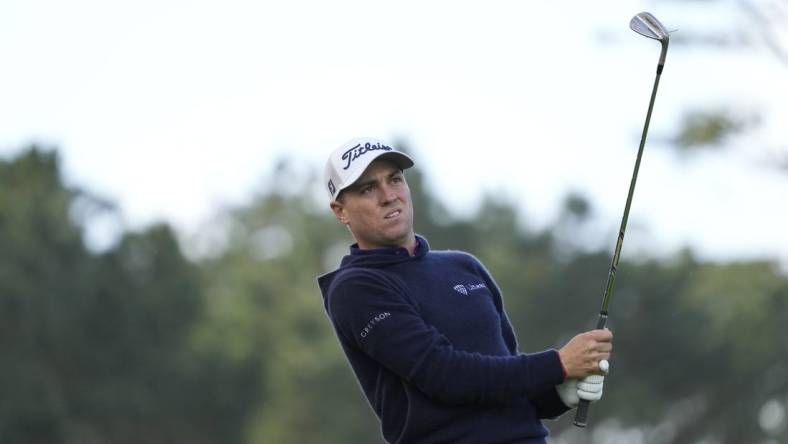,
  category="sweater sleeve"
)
[530,387,571,419]
[326,270,565,406]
